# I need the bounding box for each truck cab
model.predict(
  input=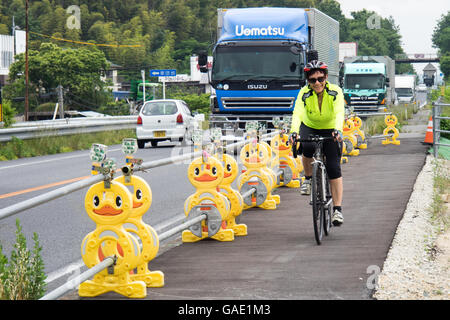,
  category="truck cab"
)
[201,7,339,133]
[343,63,389,113]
